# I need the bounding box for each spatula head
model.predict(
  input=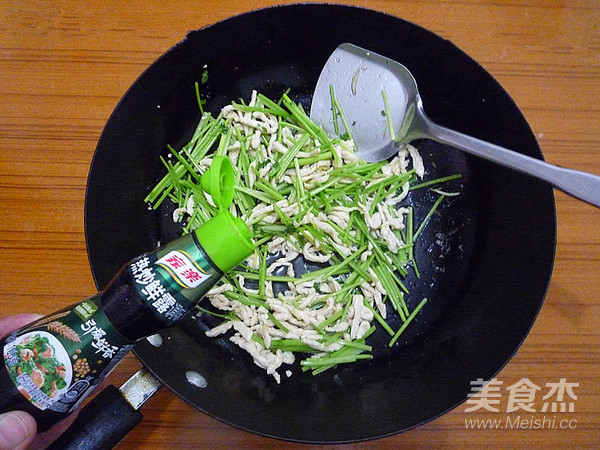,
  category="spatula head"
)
[310,43,417,162]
